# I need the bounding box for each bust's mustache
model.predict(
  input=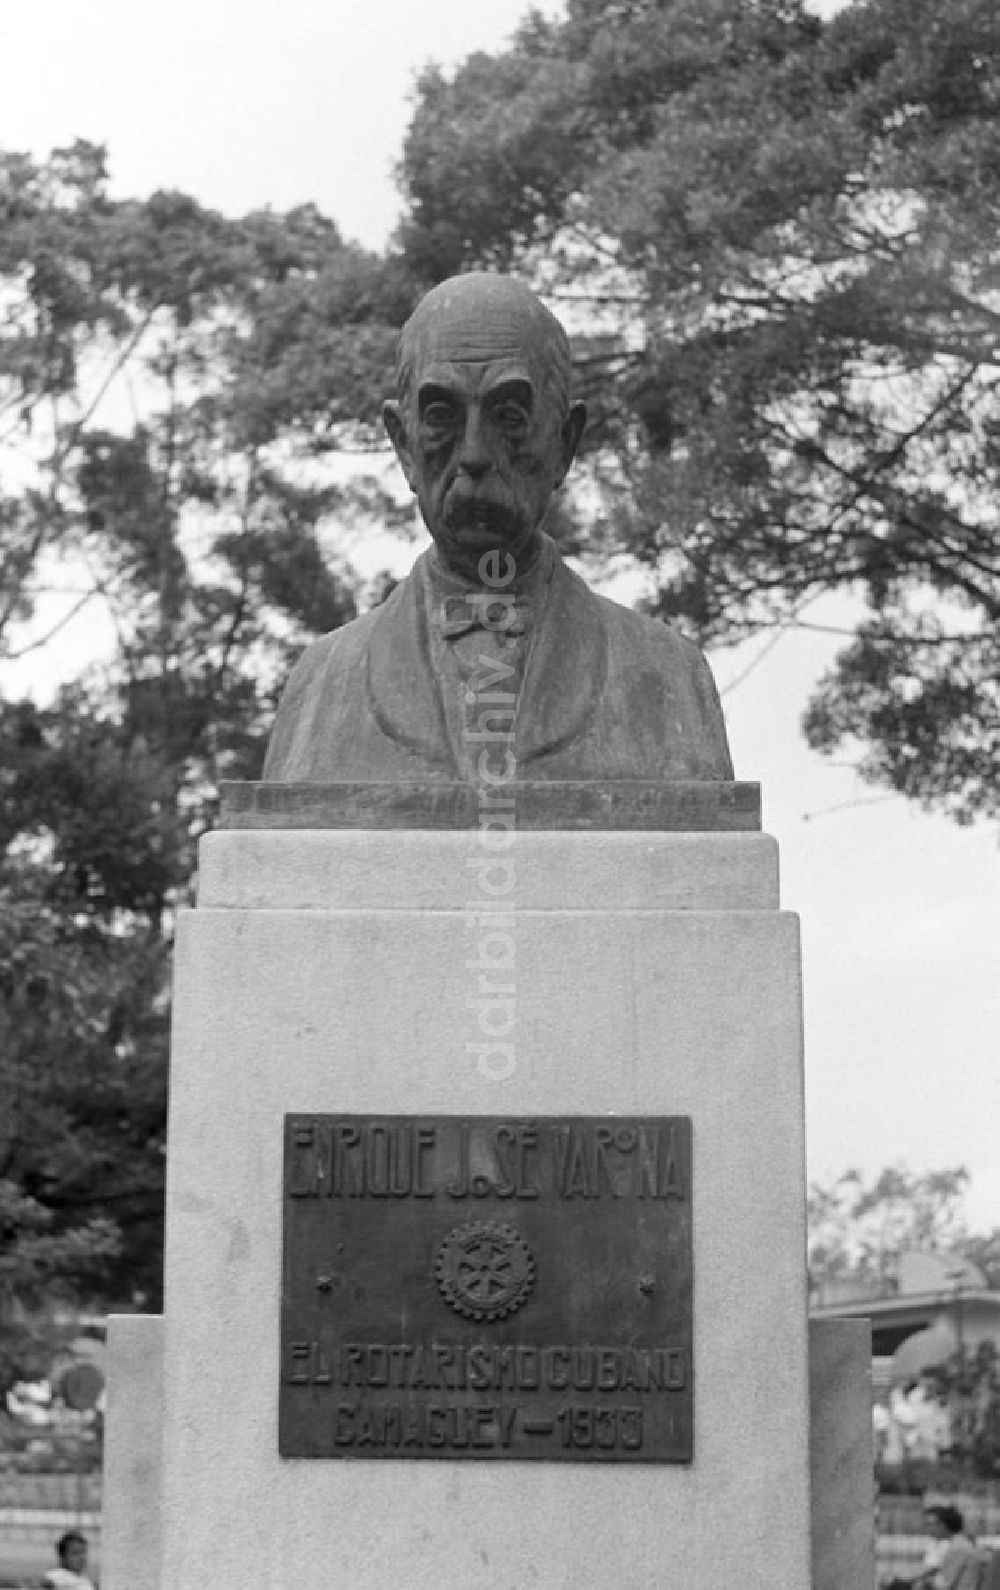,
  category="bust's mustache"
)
[441,478,521,535]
